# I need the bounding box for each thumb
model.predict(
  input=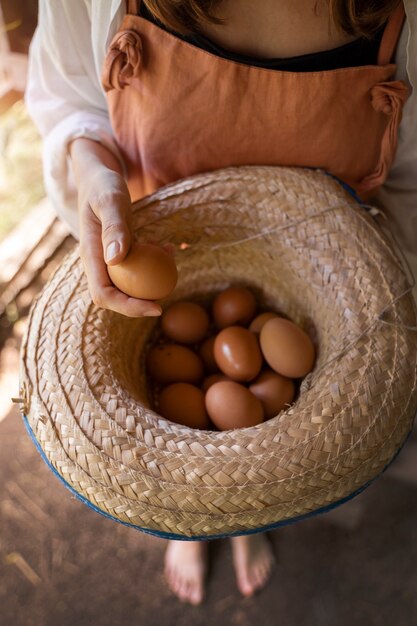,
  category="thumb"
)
[99,193,132,266]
